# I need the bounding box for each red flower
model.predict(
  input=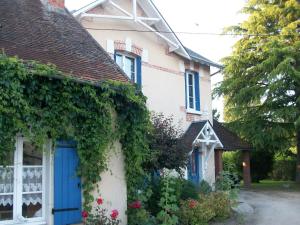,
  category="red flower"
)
[97,197,103,205]
[82,211,88,218]
[129,200,142,209]
[110,209,119,220]
[188,200,197,209]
